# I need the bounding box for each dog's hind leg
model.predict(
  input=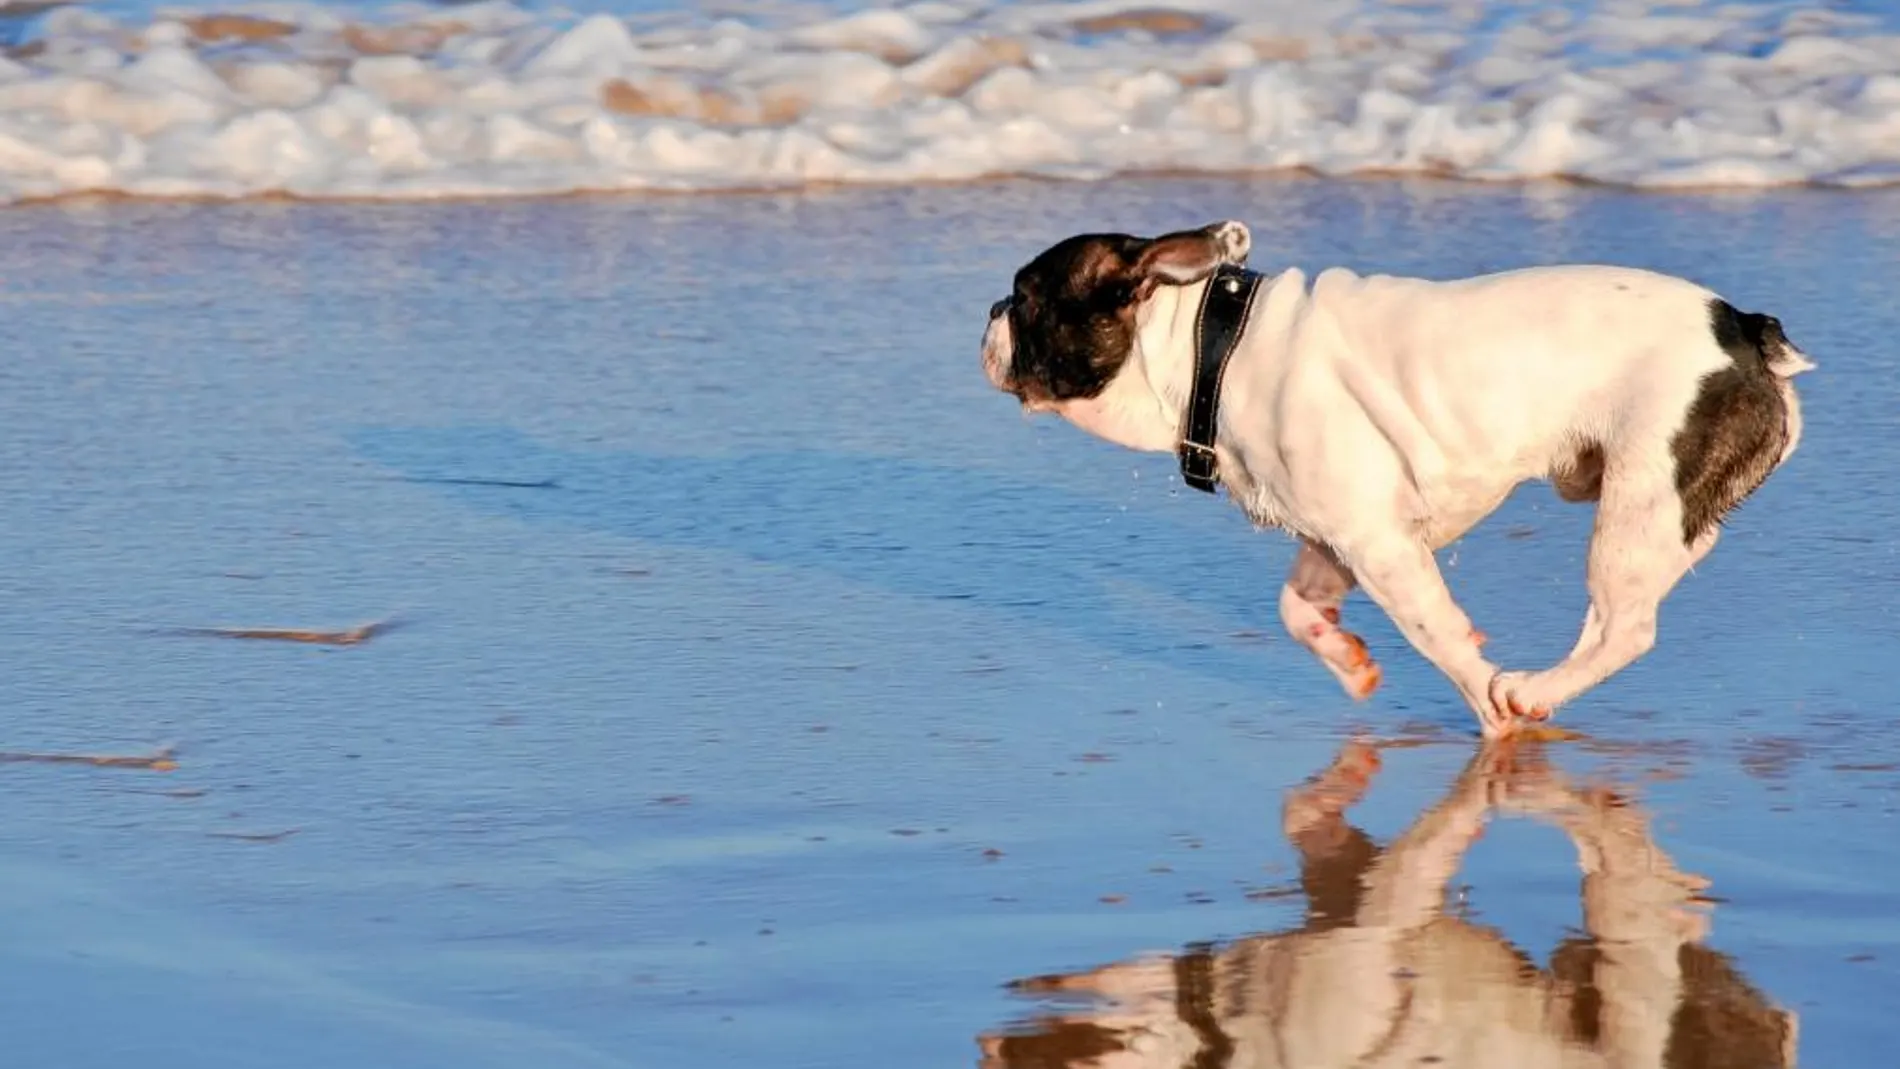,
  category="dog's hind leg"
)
[1494,308,1804,721]
[1279,540,1385,700]
[1545,527,1720,691]
[1490,498,1715,720]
